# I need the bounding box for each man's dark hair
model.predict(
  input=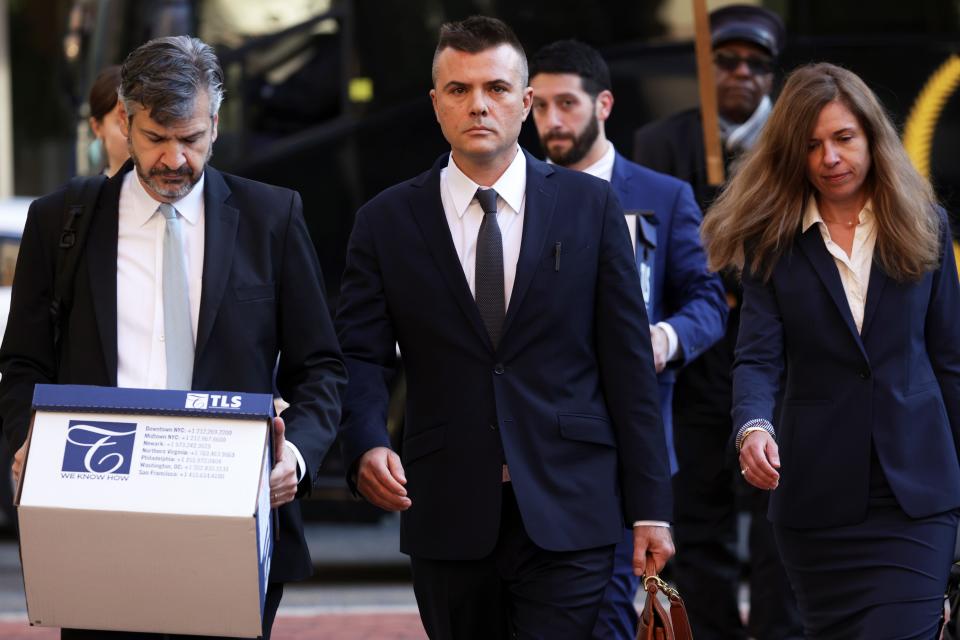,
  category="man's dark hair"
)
[119,35,224,126]
[529,40,611,98]
[432,15,528,86]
